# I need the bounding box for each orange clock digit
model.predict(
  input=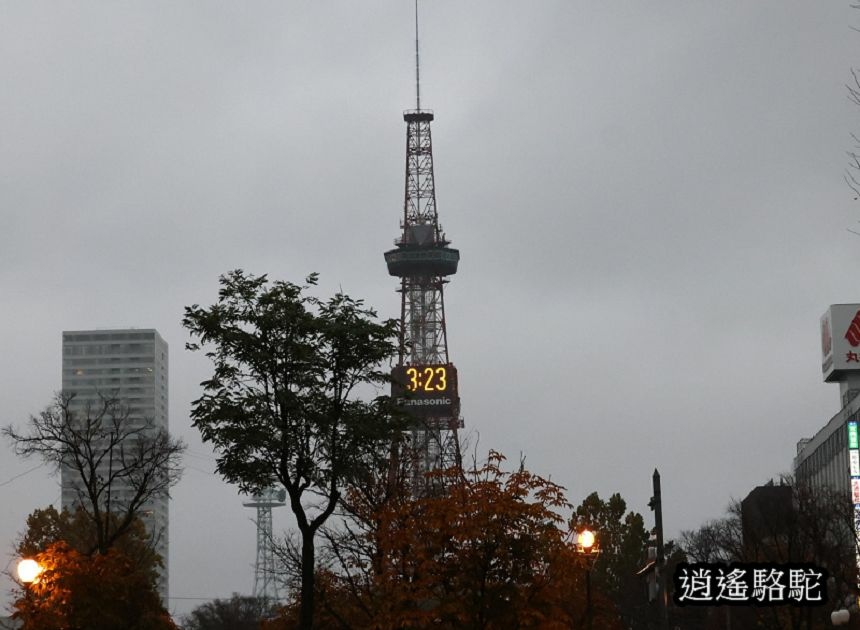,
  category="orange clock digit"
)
[435,366,446,391]
[423,367,435,392]
[406,367,419,392]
